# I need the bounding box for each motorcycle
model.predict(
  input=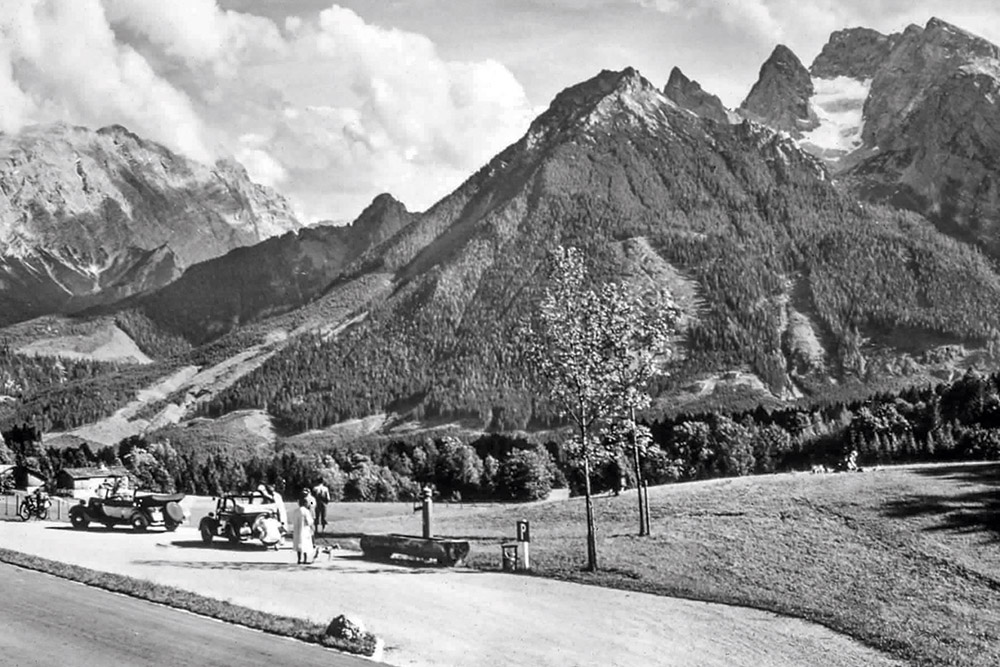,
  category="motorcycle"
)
[18,492,51,521]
